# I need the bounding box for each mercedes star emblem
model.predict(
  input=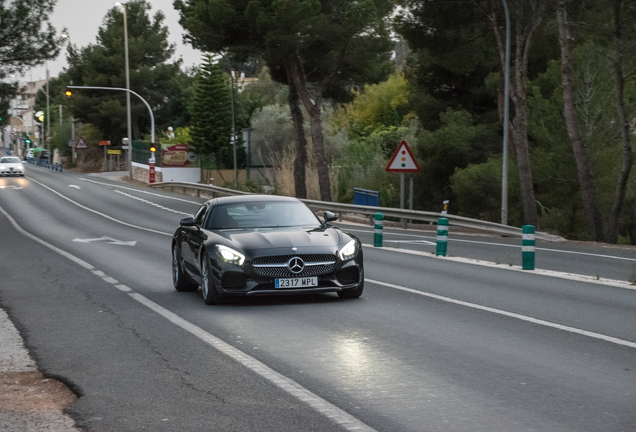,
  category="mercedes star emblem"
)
[287,257,305,274]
